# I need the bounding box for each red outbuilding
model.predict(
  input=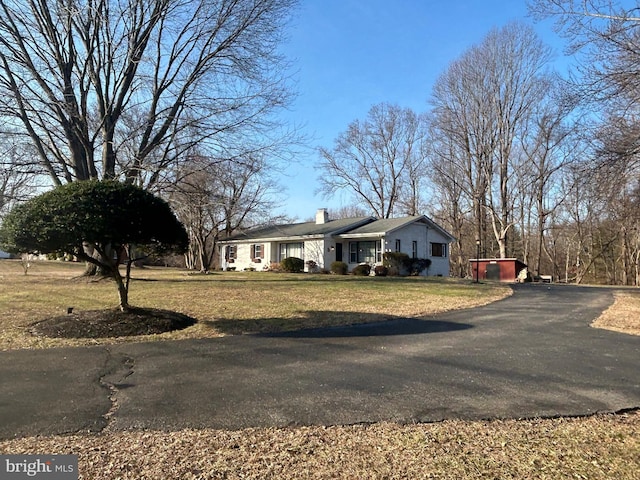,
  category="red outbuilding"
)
[470,258,528,282]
